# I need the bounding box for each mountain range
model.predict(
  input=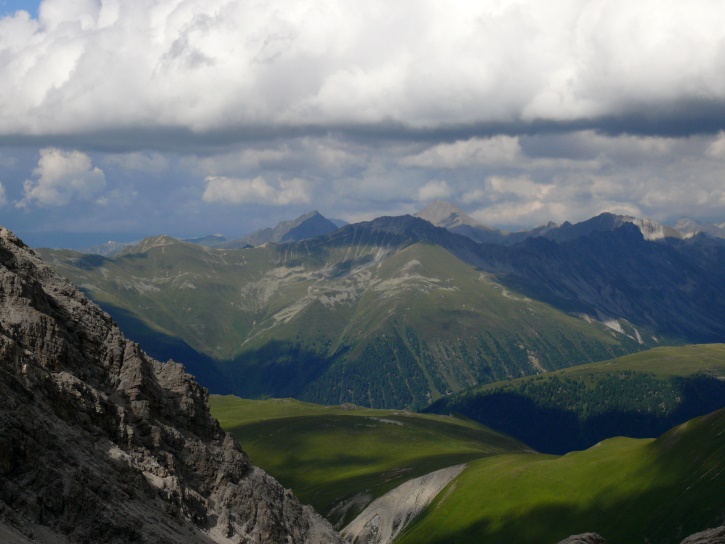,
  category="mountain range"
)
[37,206,725,410]
[417,199,725,244]
[74,211,341,257]
[3,222,722,543]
